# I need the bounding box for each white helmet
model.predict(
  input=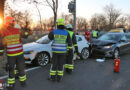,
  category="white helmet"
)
[14,24,21,29]
[66,24,72,29]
